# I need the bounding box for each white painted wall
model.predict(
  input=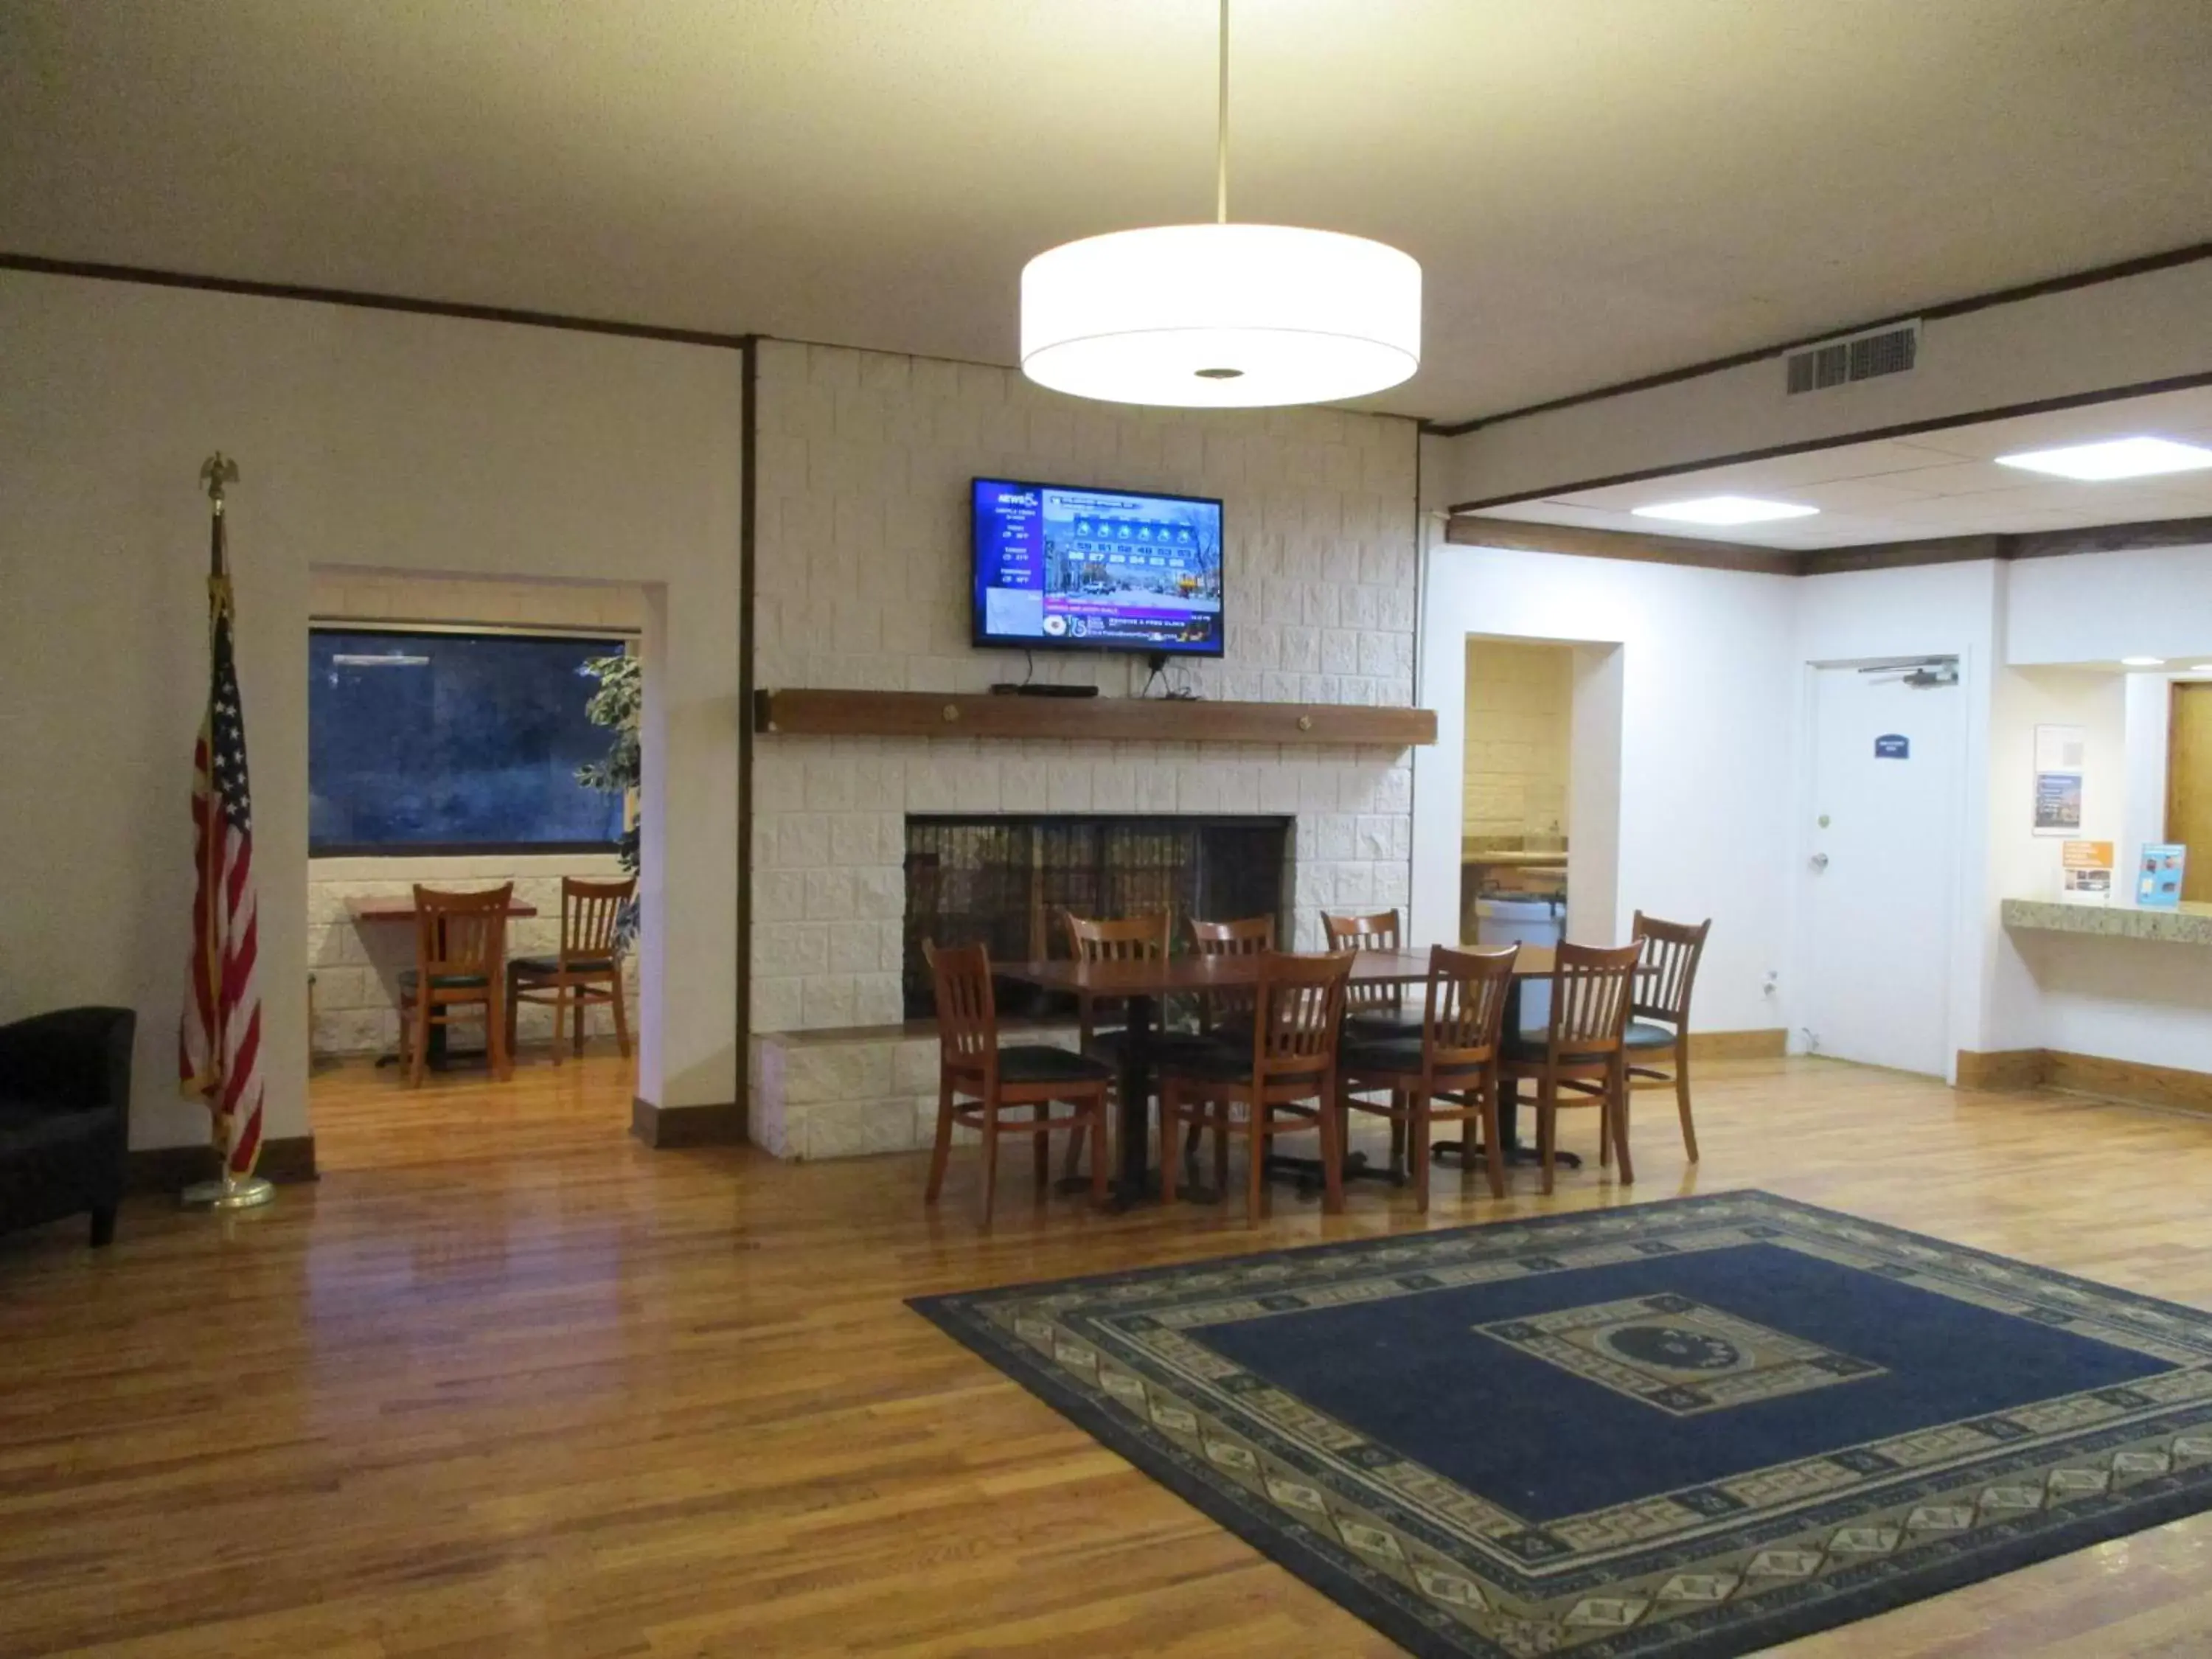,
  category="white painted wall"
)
[2006,543,2212,668]
[1413,538,1798,1035]
[1792,560,2002,1072]
[0,270,743,1151]
[1428,260,2212,509]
